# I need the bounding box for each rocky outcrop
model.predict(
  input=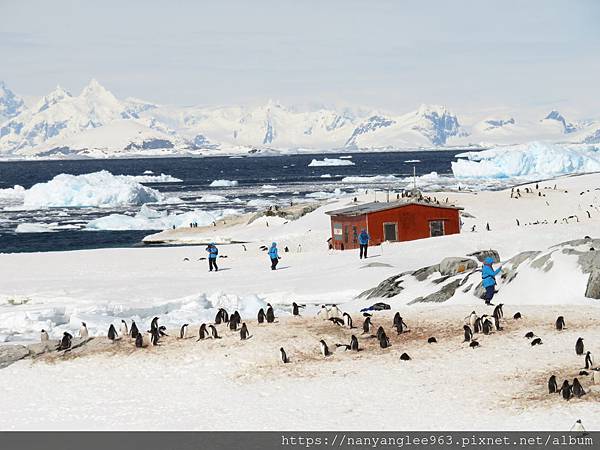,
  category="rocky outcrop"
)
[467,250,500,263]
[358,275,404,299]
[439,257,477,276]
[409,280,461,304]
[585,270,600,299]
[412,264,439,281]
[0,345,30,369]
